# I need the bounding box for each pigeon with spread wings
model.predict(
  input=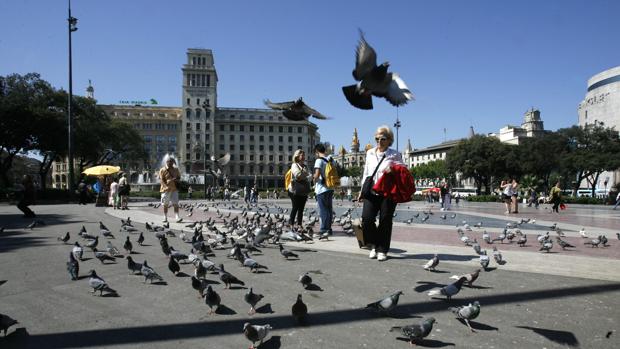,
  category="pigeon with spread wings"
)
[342,30,414,110]
[264,97,330,121]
